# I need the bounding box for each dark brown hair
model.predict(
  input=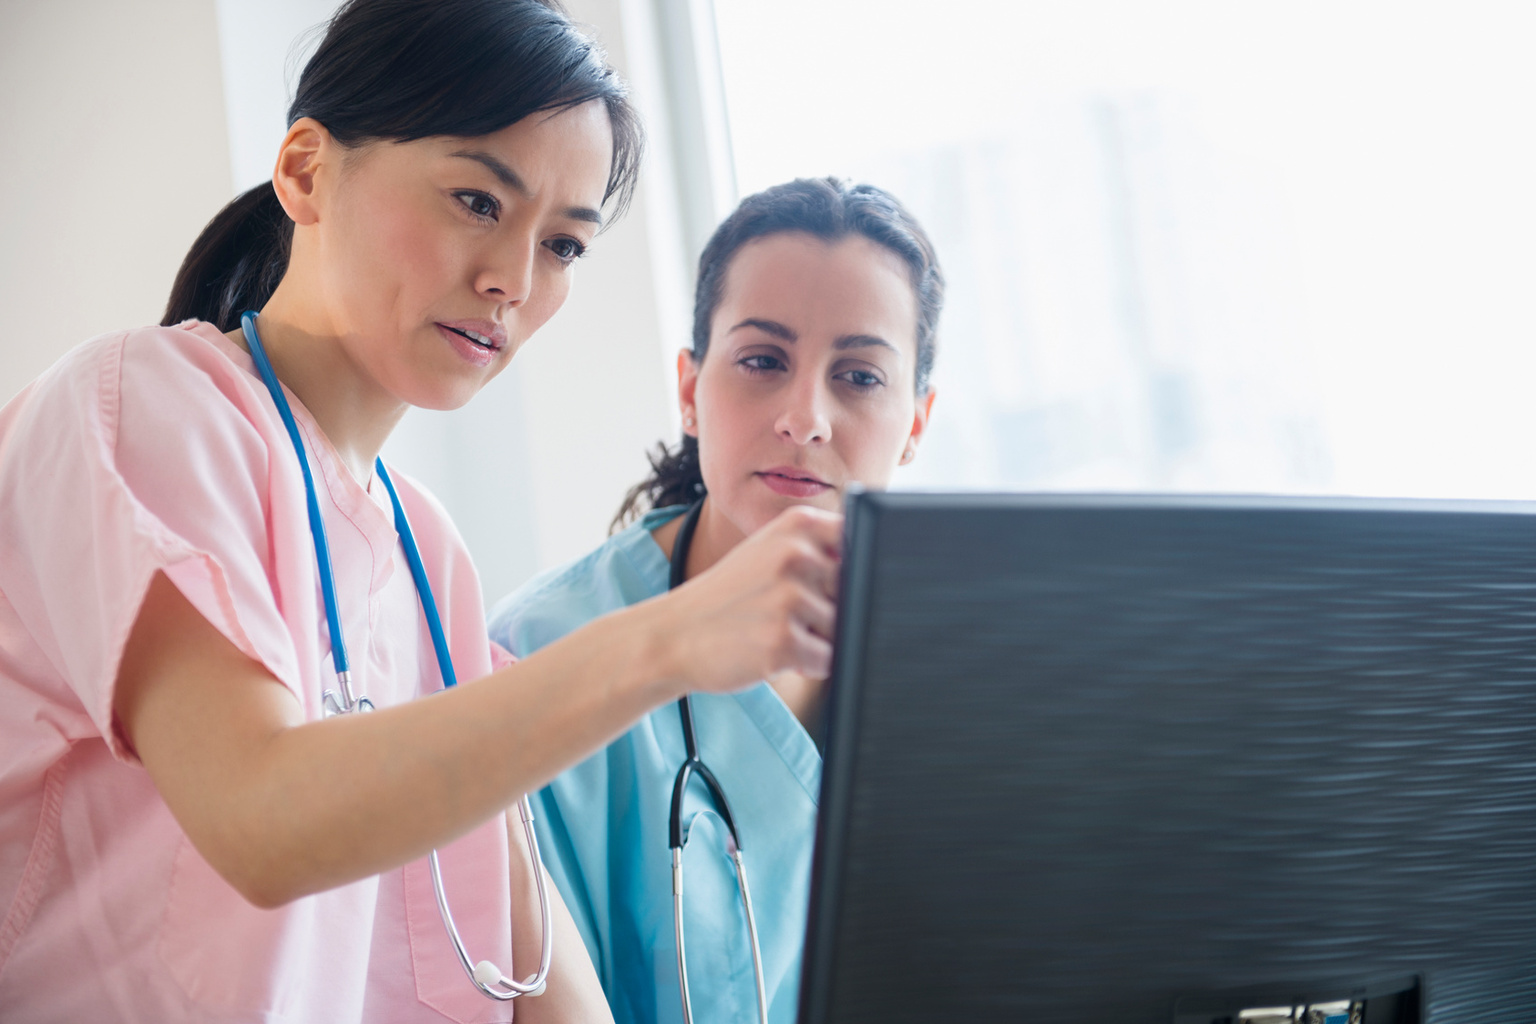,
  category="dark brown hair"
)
[162,0,643,331]
[613,176,944,530]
